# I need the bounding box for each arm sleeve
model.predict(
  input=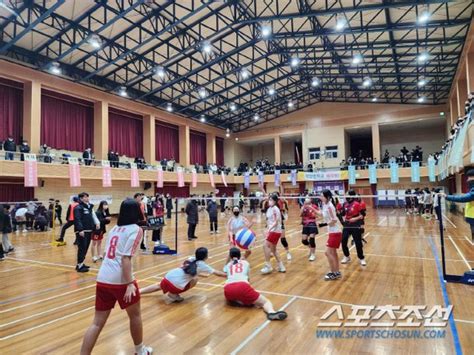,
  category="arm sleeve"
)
[446,191,474,203]
[73,206,83,231]
[123,228,142,256]
[198,262,215,274]
[92,211,100,226]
